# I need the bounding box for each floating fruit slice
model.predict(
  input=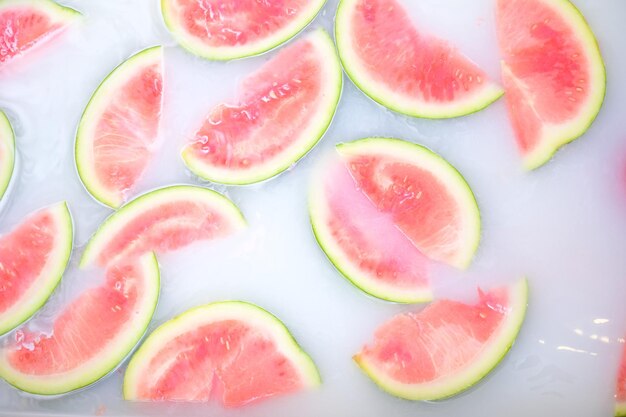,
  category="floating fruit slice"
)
[0,0,79,68]
[0,202,73,336]
[161,0,327,60]
[124,301,320,407]
[354,279,528,400]
[496,0,606,169]
[309,138,480,303]
[75,46,163,208]
[80,185,246,268]
[181,29,342,185]
[616,337,626,416]
[0,111,15,201]
[0,253,160,395]
[335,0,502,118]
